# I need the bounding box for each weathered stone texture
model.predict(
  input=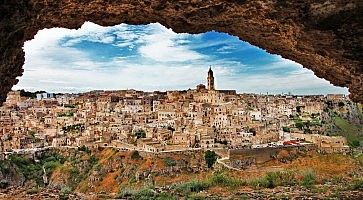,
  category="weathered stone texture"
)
[0,0,362,103]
